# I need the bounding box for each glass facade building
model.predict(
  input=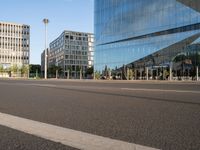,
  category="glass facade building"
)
[94,0,200,80]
